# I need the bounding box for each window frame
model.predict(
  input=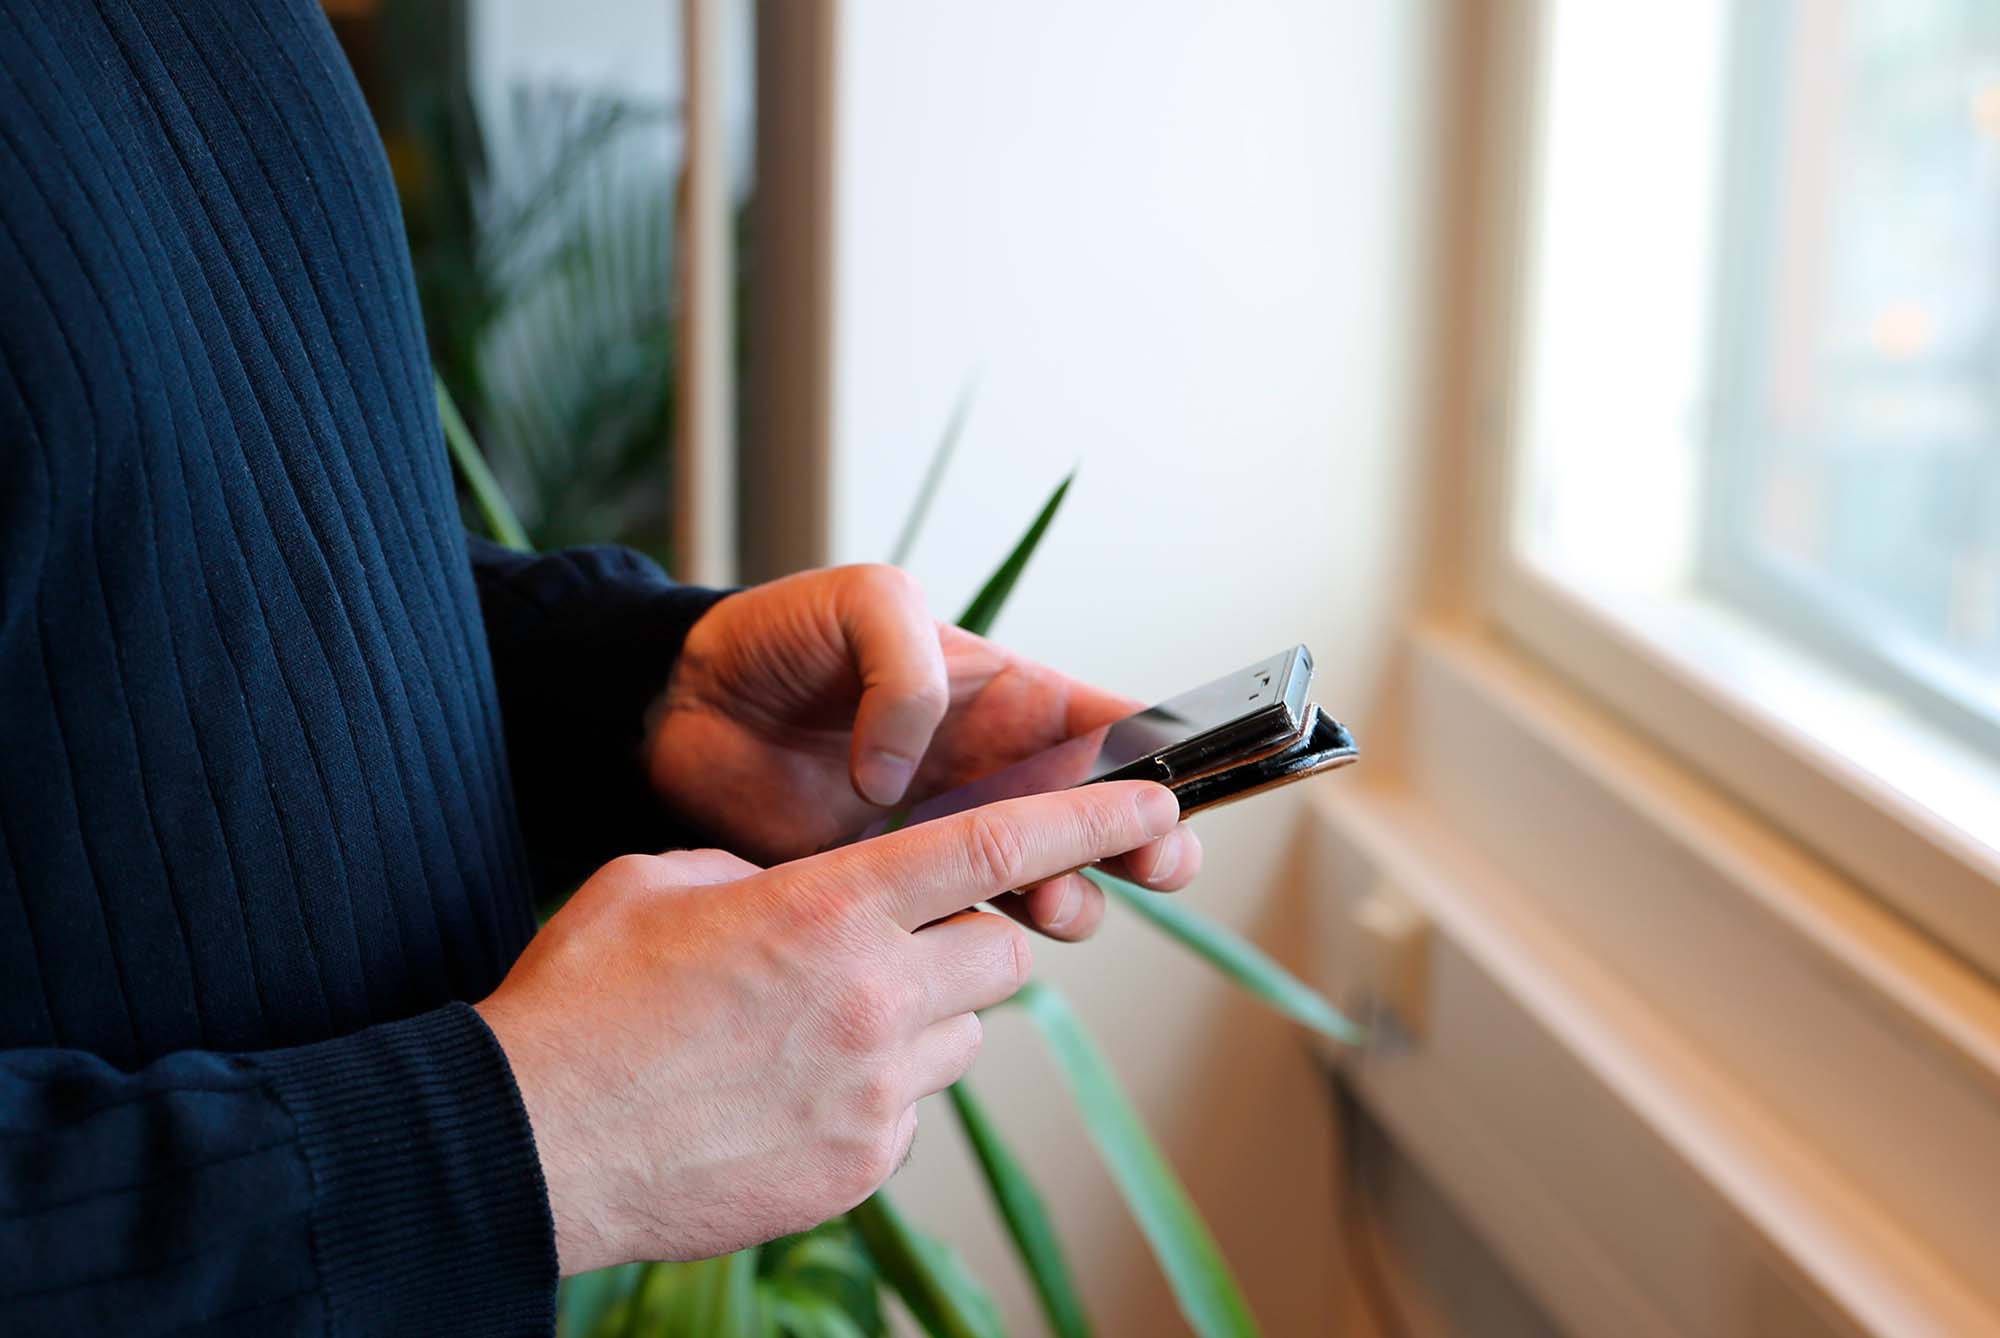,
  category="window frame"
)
[1469,0,2000,981]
